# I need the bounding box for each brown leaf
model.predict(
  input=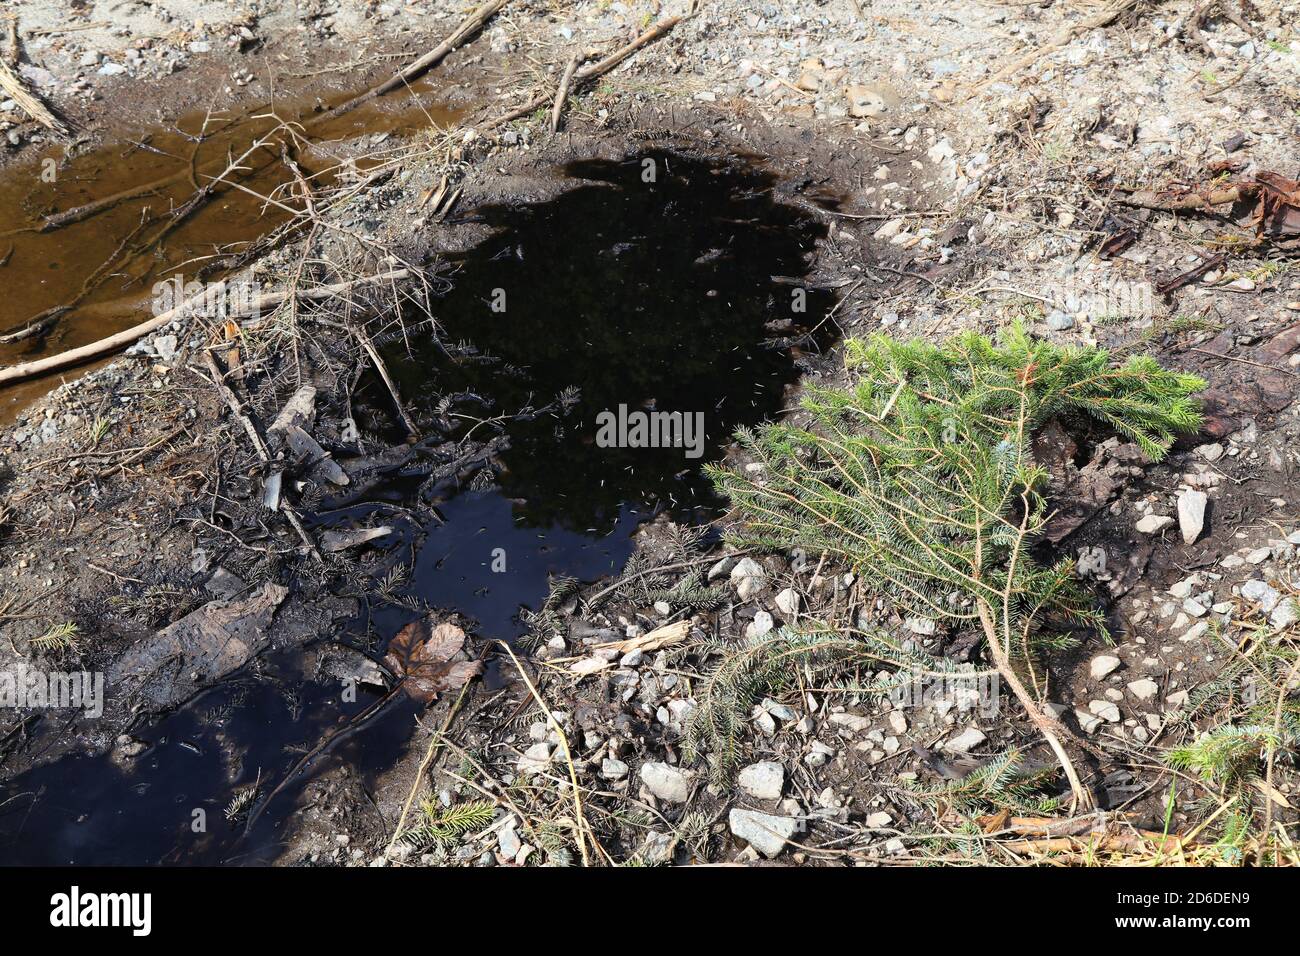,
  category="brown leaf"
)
[1255,171,1300,242]
[385,616,483,702]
